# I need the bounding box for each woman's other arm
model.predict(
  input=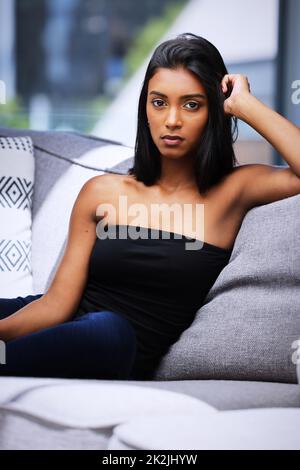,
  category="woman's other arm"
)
[0,175,109,342]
